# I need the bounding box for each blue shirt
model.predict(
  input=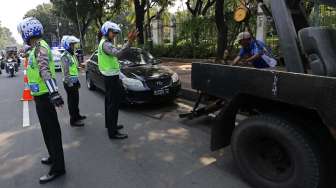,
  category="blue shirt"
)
[239,40,270,68]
